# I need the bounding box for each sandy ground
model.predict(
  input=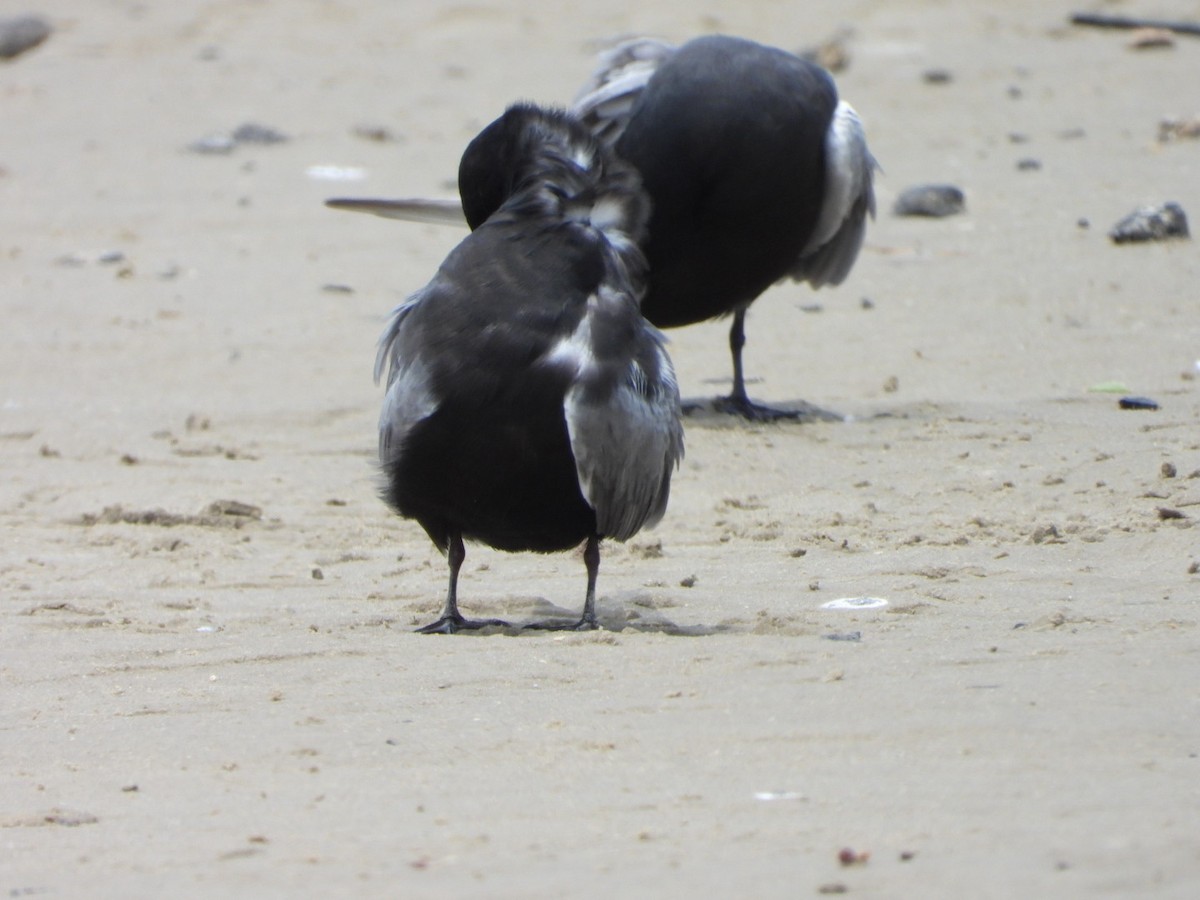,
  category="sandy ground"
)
[3,0,1200,896]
